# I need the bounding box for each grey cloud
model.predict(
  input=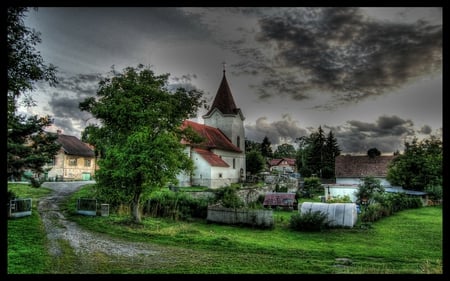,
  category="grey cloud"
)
[231,7,441,108]
[331,115,416,153]
[419,125,432,134]
[245,115,308,145]
[245,114,419,153]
